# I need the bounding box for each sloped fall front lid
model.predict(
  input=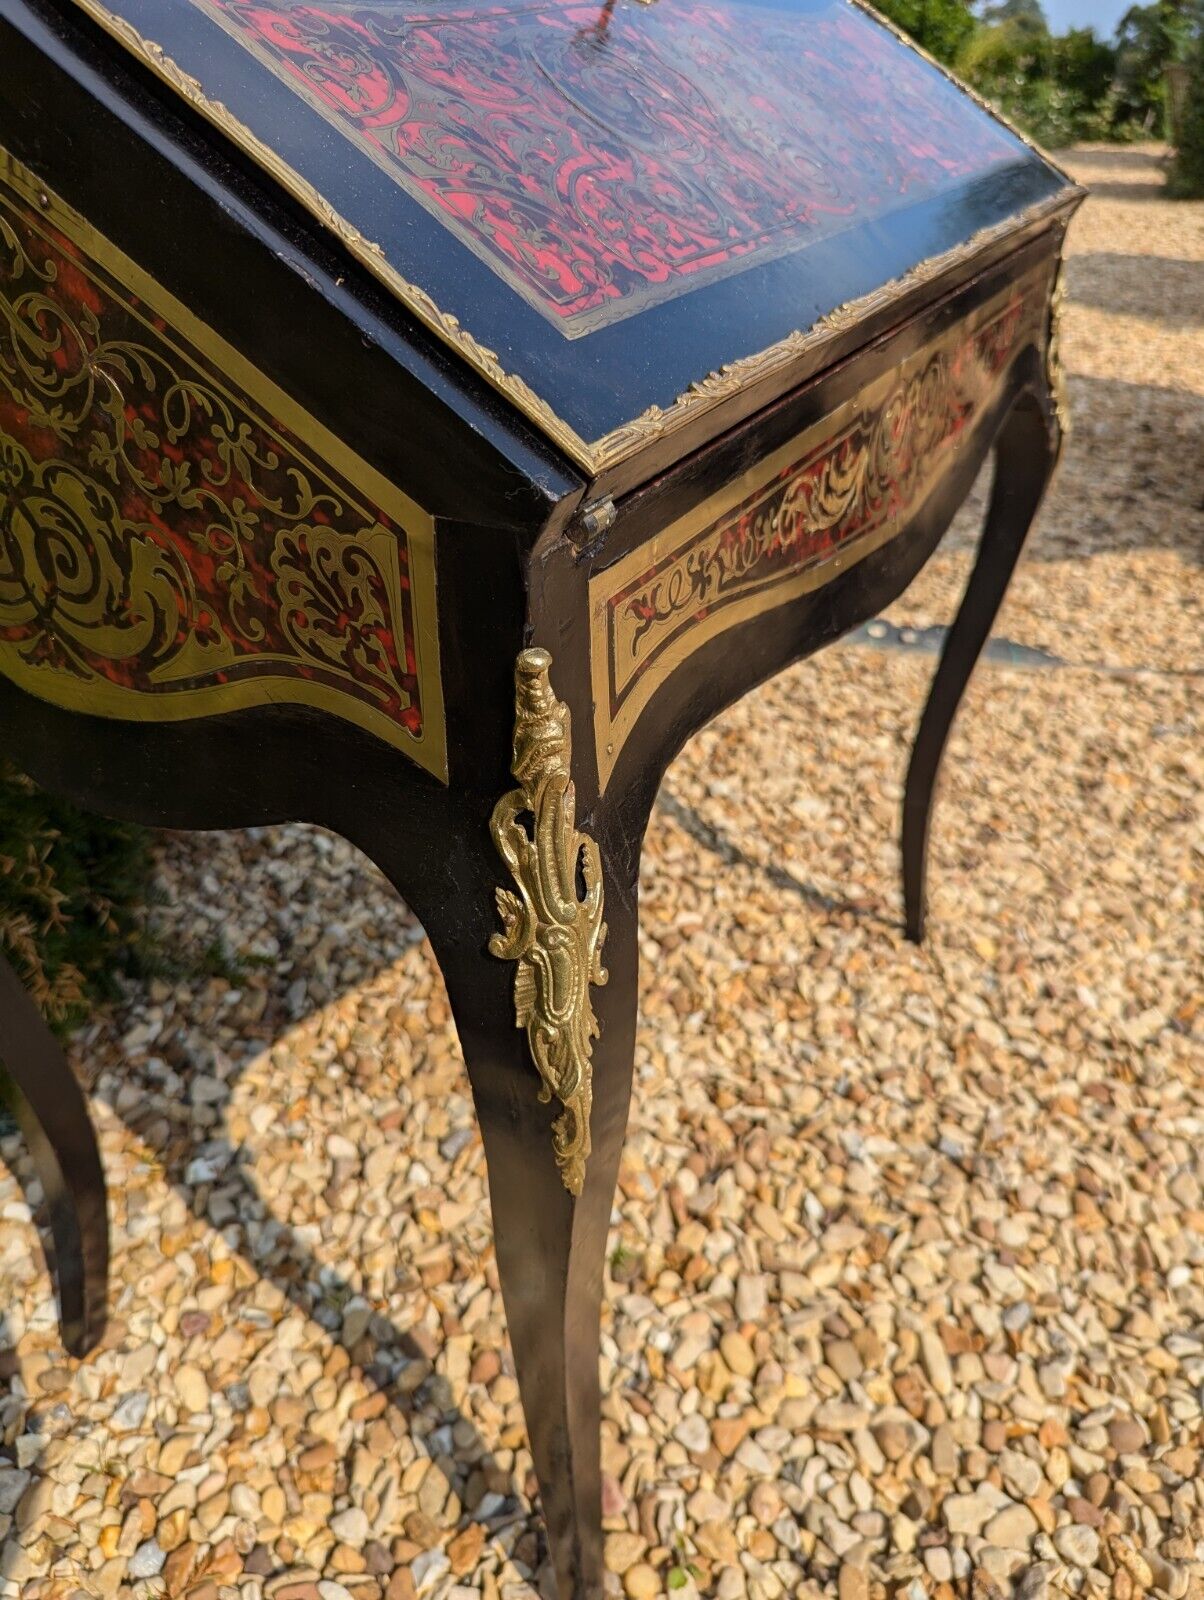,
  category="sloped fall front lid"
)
[68,0,1076,471]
